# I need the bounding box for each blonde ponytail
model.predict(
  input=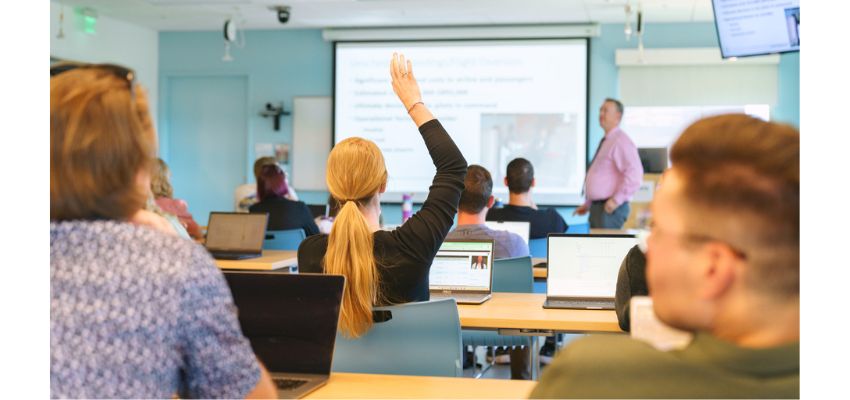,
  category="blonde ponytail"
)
[324,137,388,338]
